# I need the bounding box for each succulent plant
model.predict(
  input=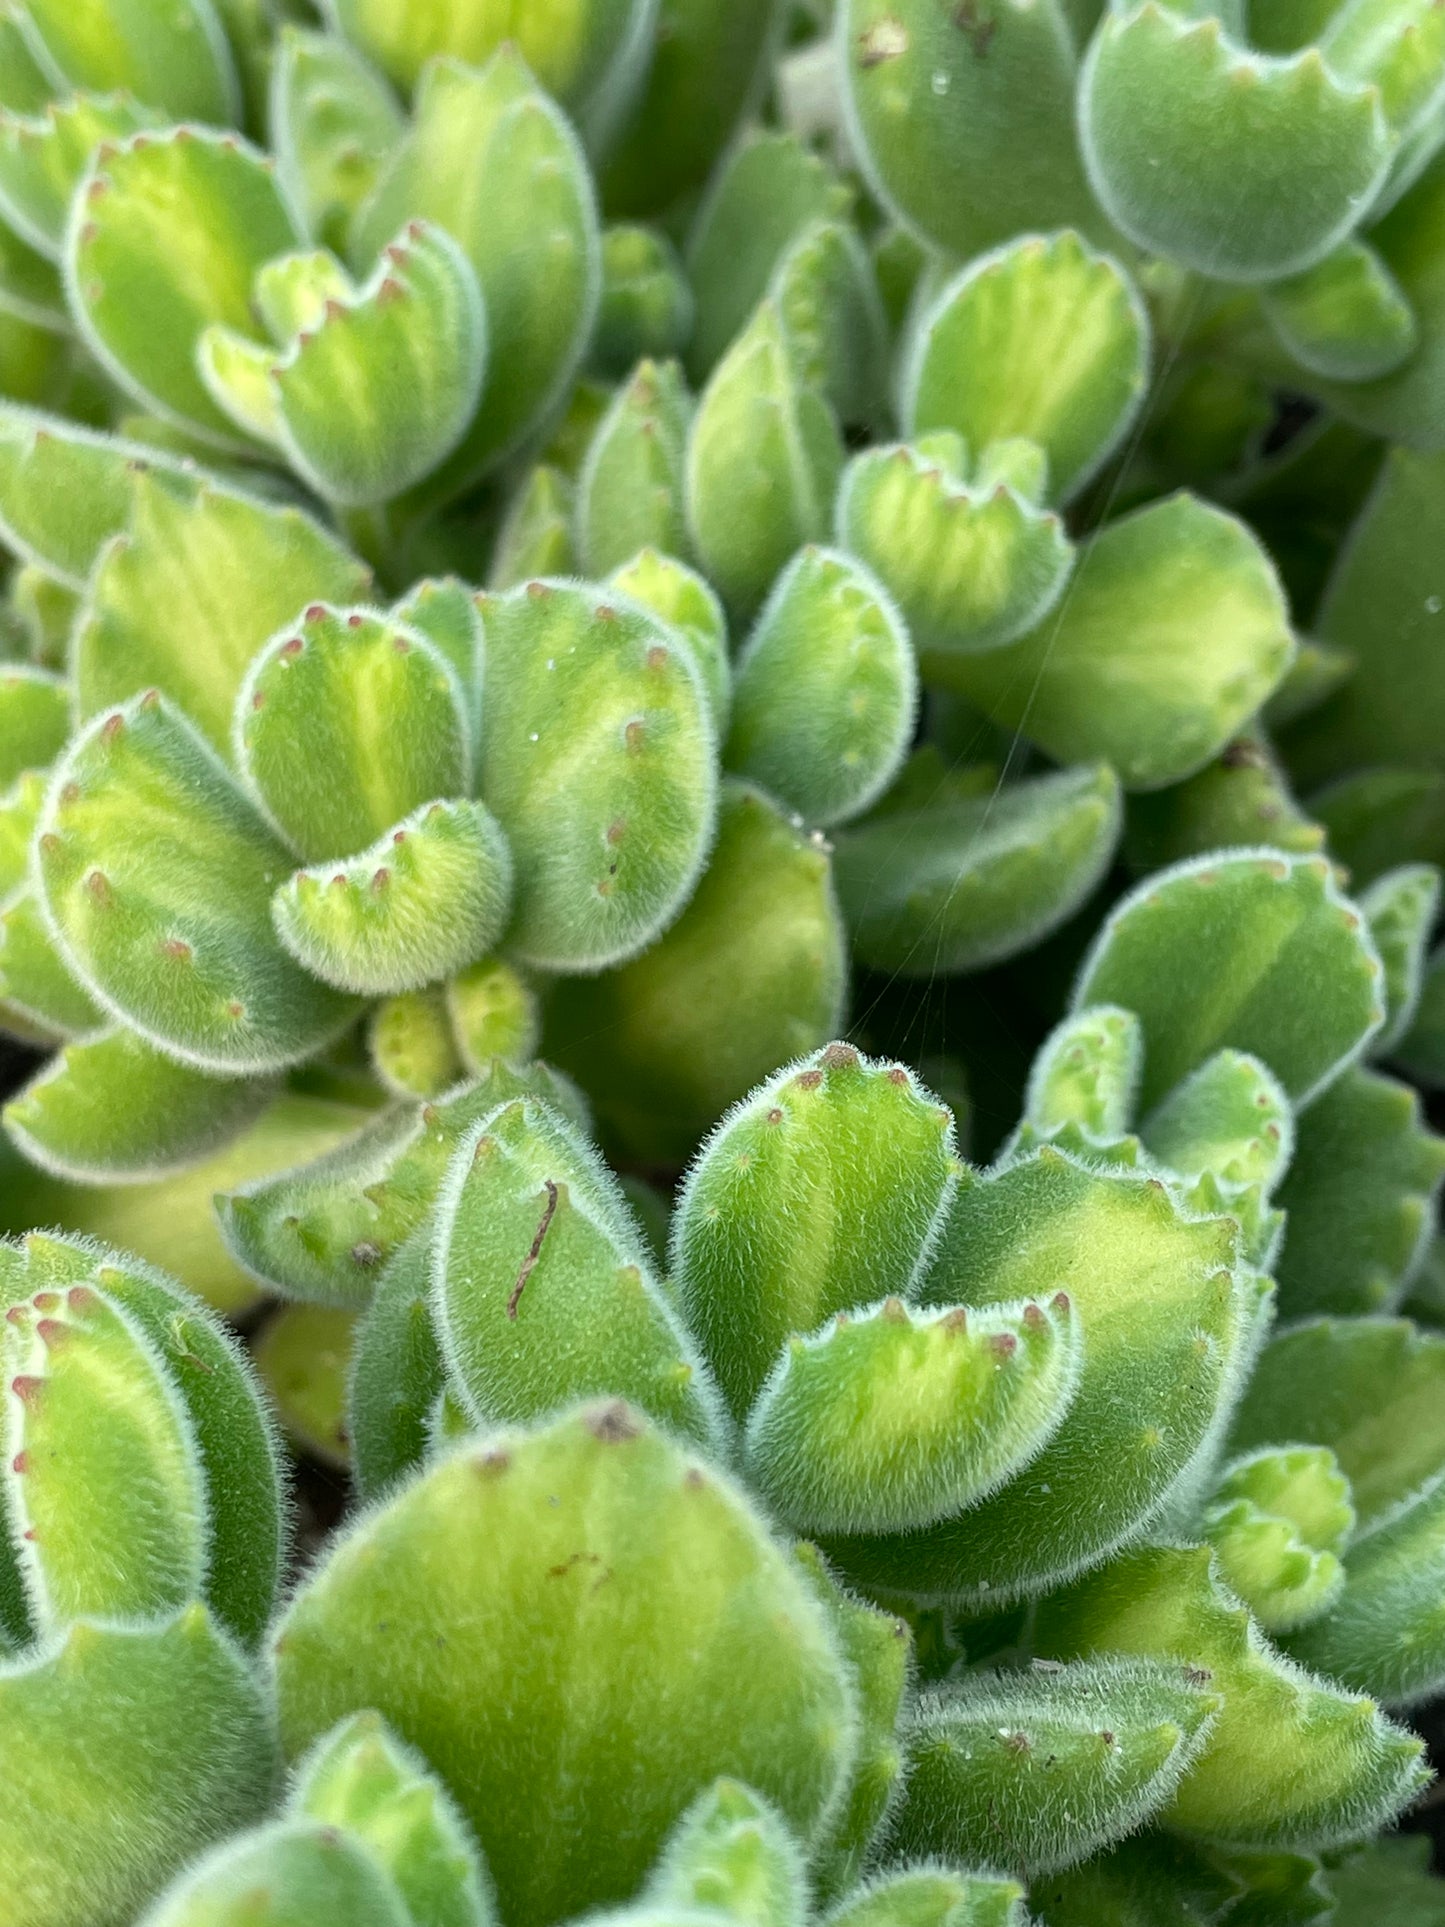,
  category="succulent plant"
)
[0,0,1443,1920]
